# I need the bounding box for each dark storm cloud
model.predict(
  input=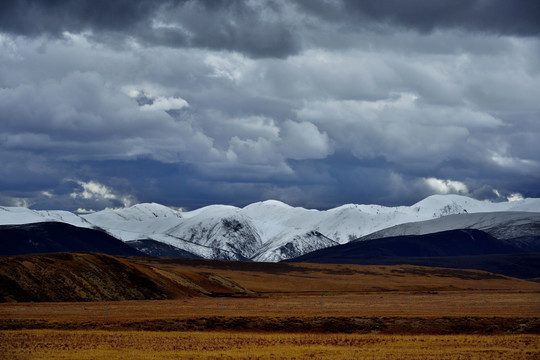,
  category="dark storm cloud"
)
[299,0,540,36]
[0,0,539,211]
[2,0,538,60]
[0,0,161,35]
[0,0,300,58]
[145,1,300,58]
